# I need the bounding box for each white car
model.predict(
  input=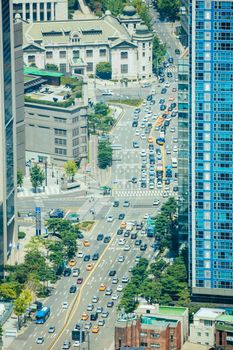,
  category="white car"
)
[147,111,152,116]
[166,149,171,155]
[118,238,126,245]
[173,137,178,143]
[173,145,178,152]
[73,341,80,347]
[153,200,160,206]
[140,123,146,128]
[36,337,44,344]
[102,90,113,96]
[107,215,113,222]
[141,134,146,140]
[149,184,154,190]
[118,255,125,262]
[122,276,129,283]
[87,304,94,311]
[157,182,162,188]
[144,213,150,219]
[170,127,176,133]
[62,302,68,309]
[142,101,147,106]
[124,244,131,251]
[112,293,119,300]
[117,285,123,292]
[165,82,170,88]
[77,251,83,258]
[140,150,146,157]
[163,191,169,198]
[135,129,140,136]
